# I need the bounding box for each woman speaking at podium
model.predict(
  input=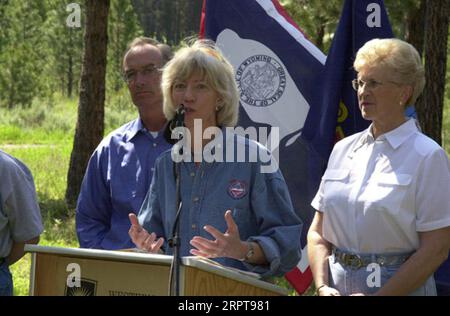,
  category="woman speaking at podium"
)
[128,39,302,278]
